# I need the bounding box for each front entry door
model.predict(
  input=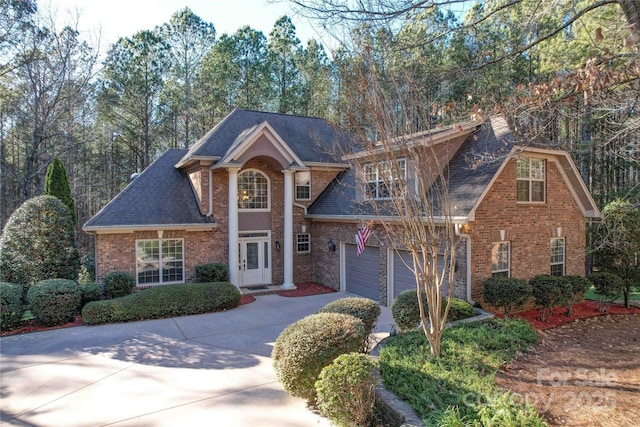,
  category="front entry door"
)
[239,236,271,286]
